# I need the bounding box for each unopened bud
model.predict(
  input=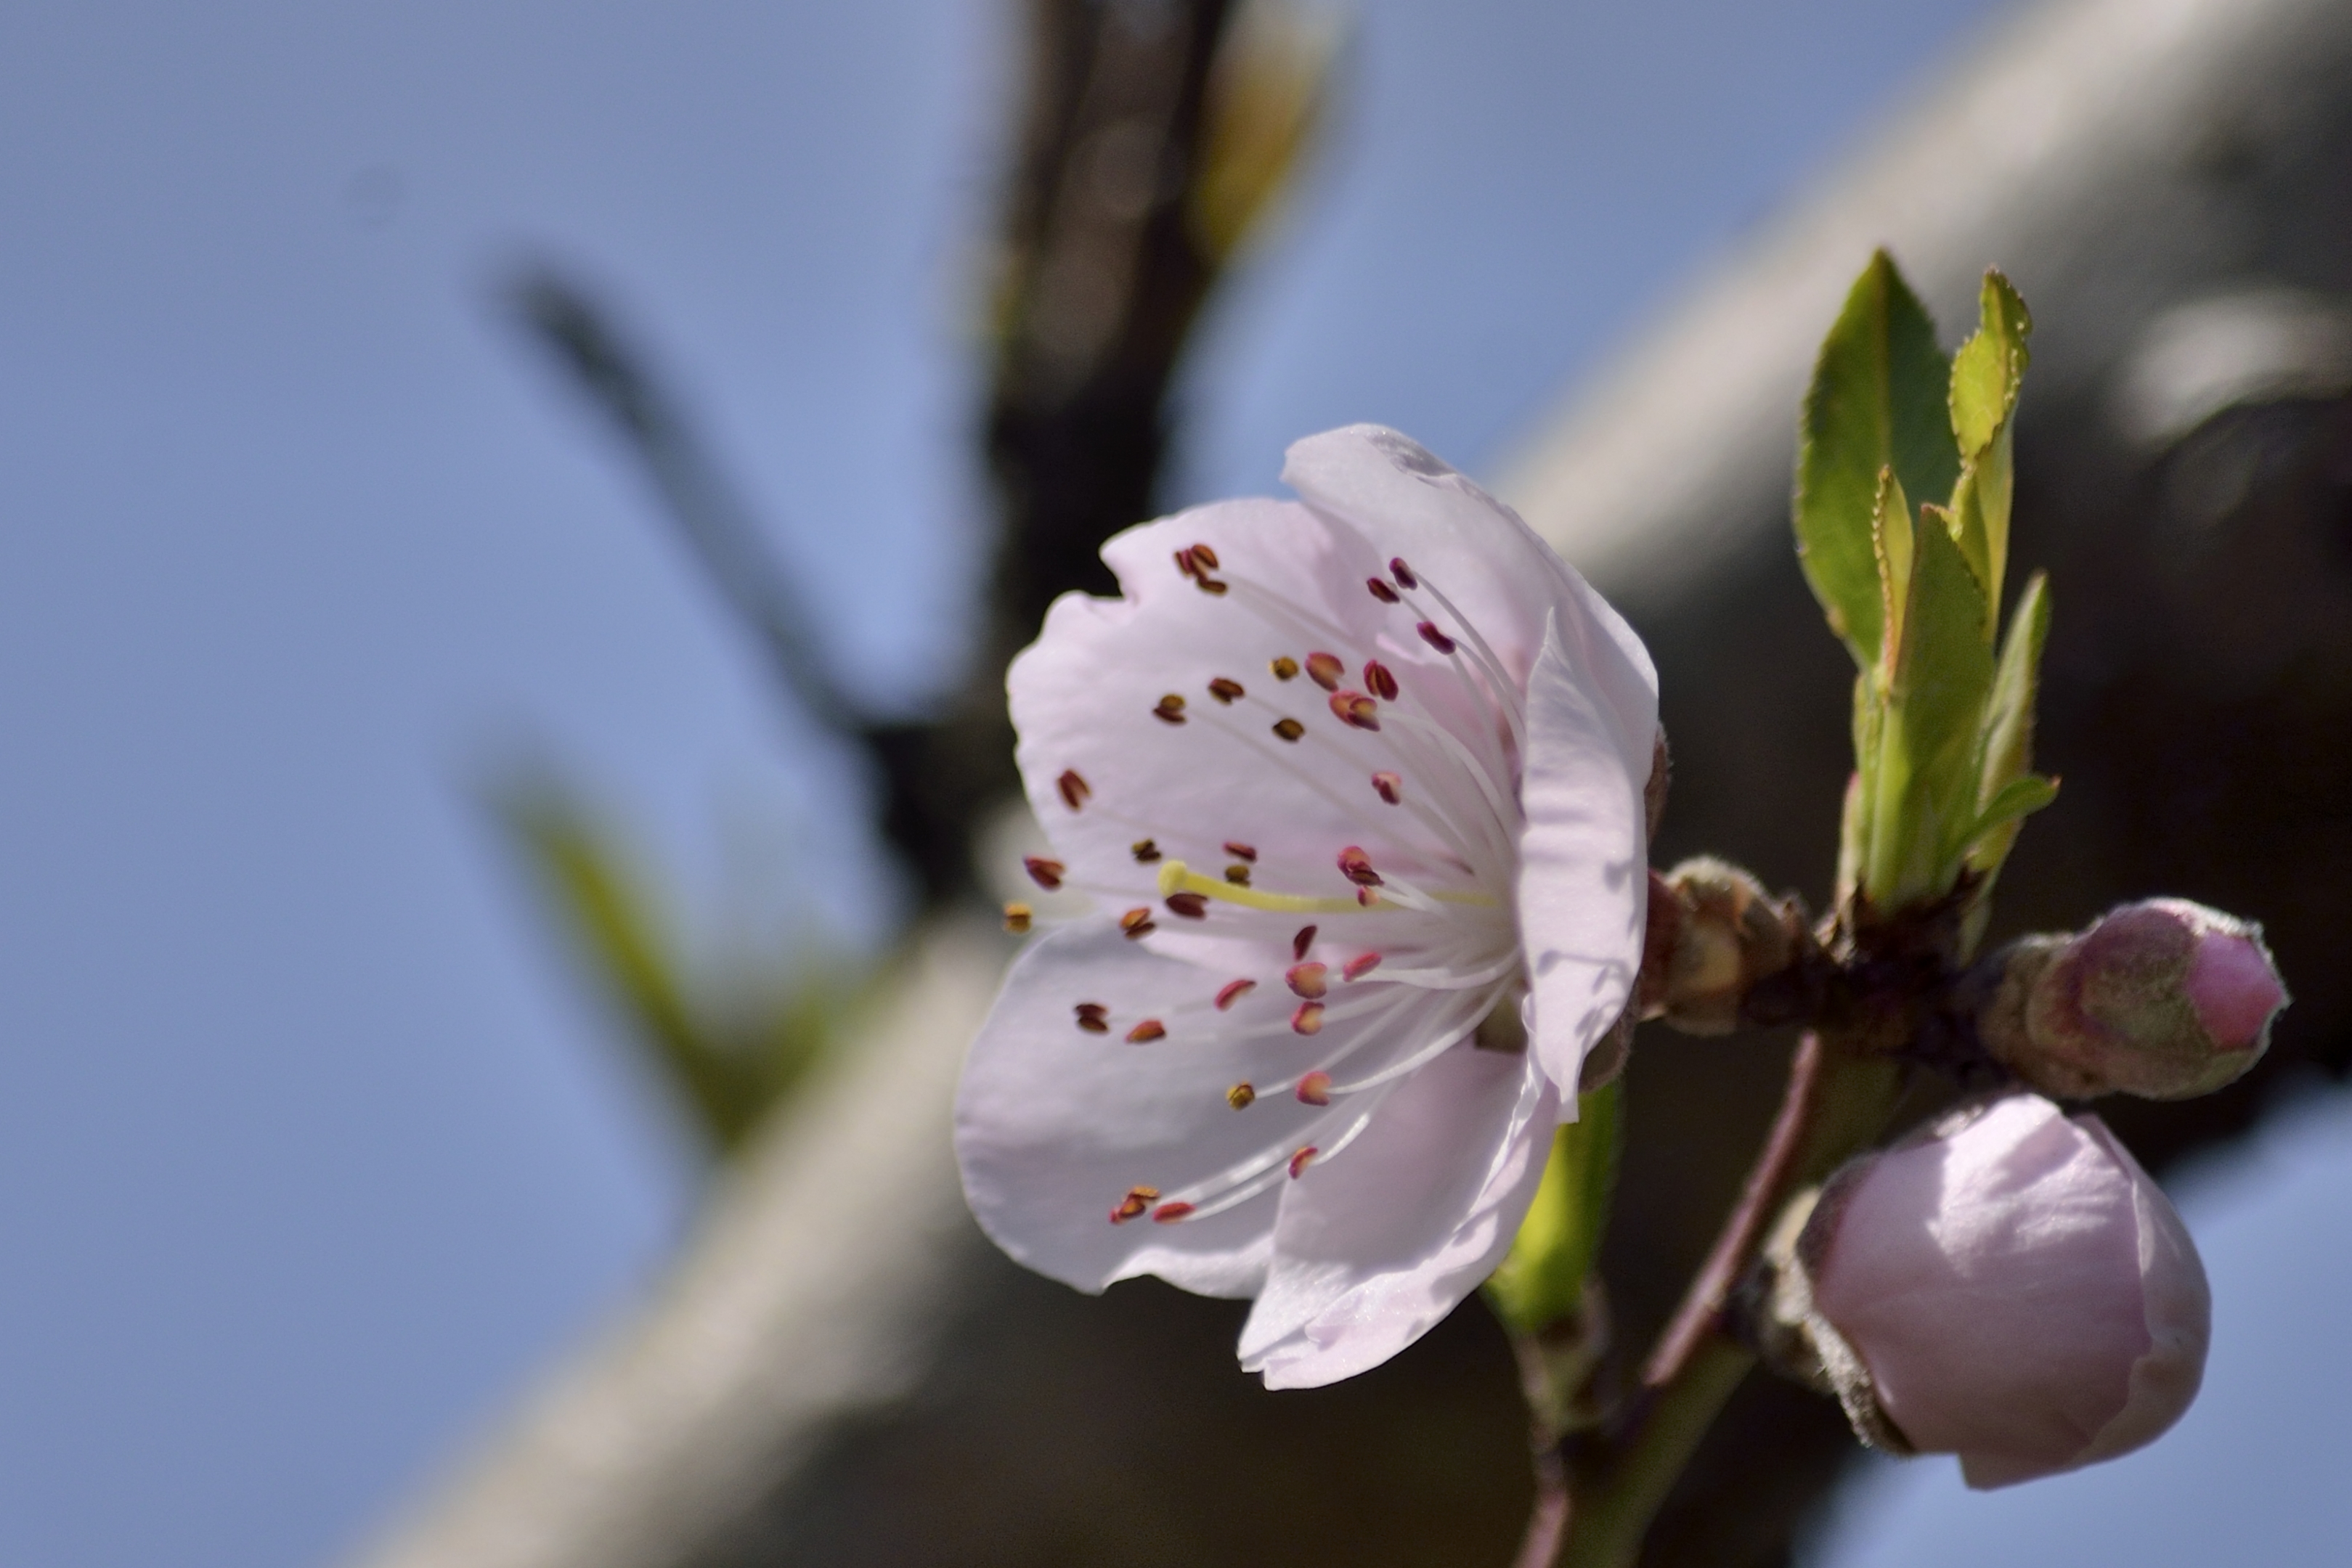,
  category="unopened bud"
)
[1983,899,2288,1100]
[1762,1095,2209,1490]
[1653,857,1798,1035]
